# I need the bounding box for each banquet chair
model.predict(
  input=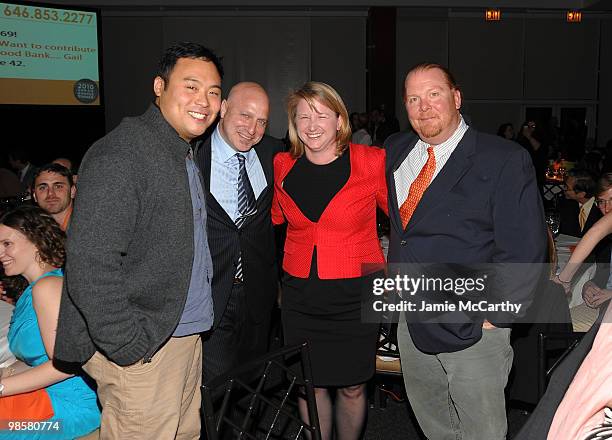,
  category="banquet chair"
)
[537,226,586,397]
[201,342,321,440]
[537,332,583,399]
[509,226,574,405]
[371,319,404,409]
